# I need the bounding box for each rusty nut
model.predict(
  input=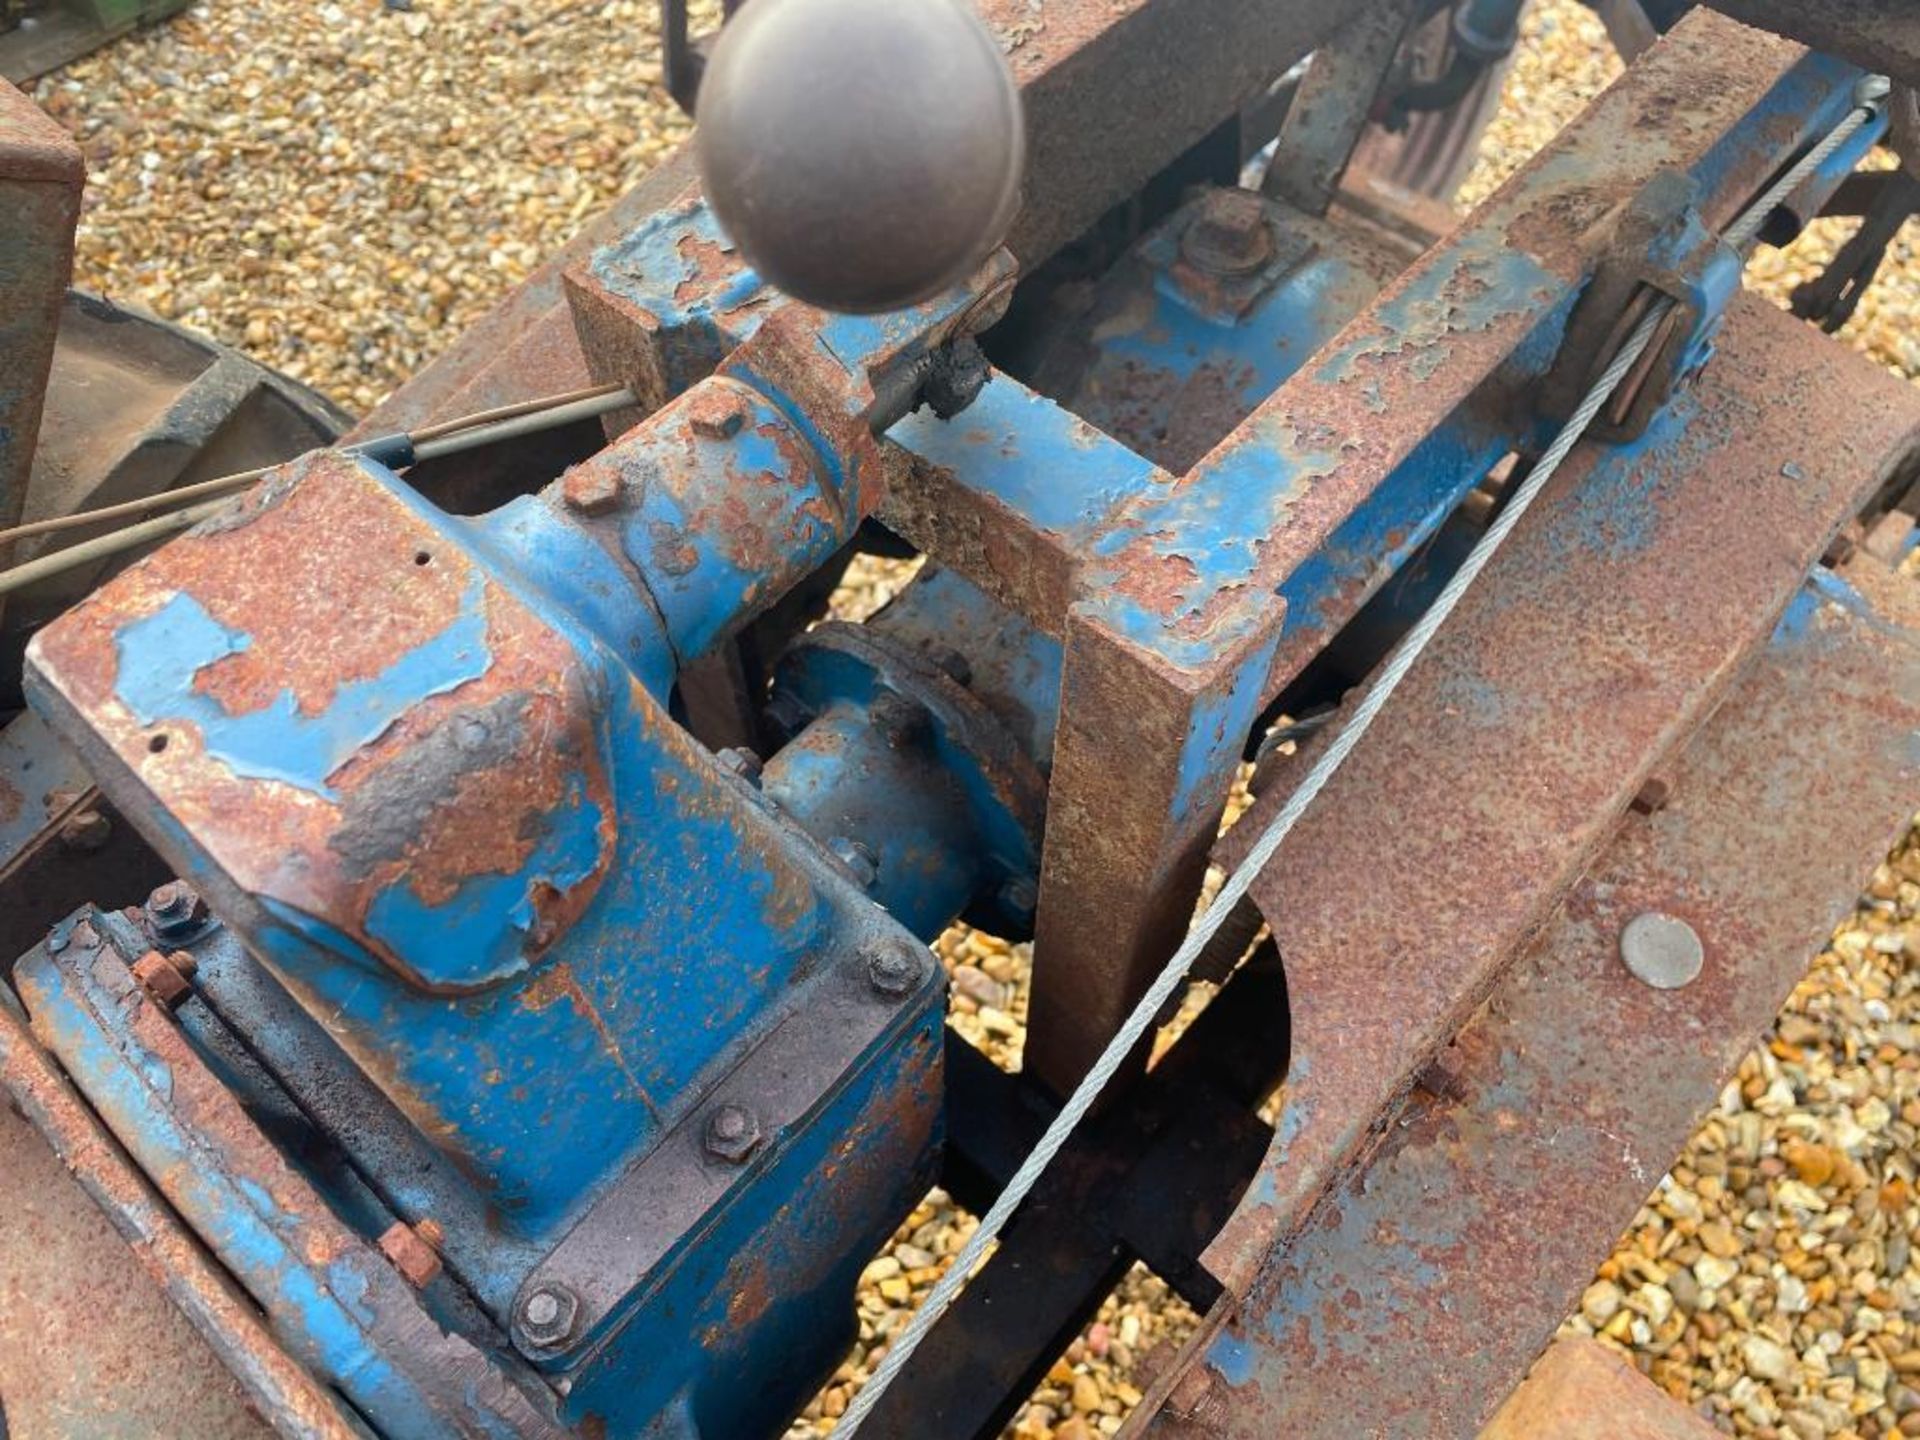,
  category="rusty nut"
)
[144,881,209,943]
[378,1219,443,1288]
[58,809,112,853]
[561,464,624,517]
[131,949,197,1010]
